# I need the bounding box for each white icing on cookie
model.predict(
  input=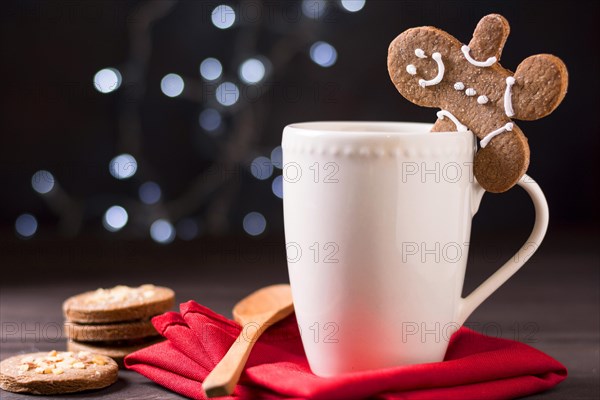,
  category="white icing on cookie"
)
[477,95,489,104]
[465,88,476,96]
[406,64,417,75]
[504,76,516,117]
[480,123,514,148]
[415,48,427,58]
[436,110,468,132]
[461,45,497,67]
[418,52,444,88]
[454,82,465,90]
